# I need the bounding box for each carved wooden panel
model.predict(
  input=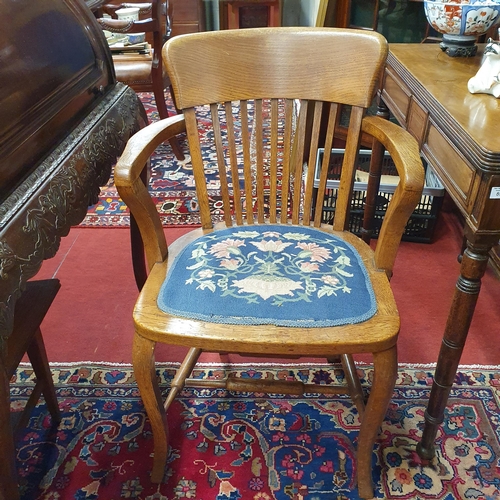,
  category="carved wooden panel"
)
[0,84,147,346]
